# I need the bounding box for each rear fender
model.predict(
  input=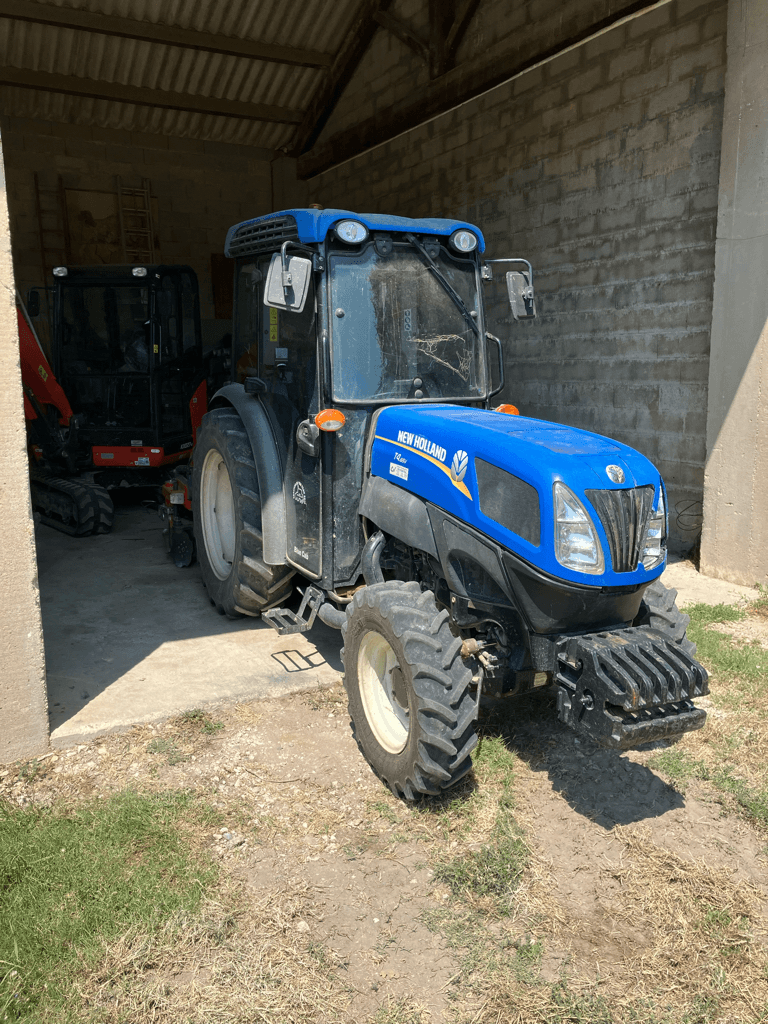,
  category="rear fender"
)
[208,383,287,567]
